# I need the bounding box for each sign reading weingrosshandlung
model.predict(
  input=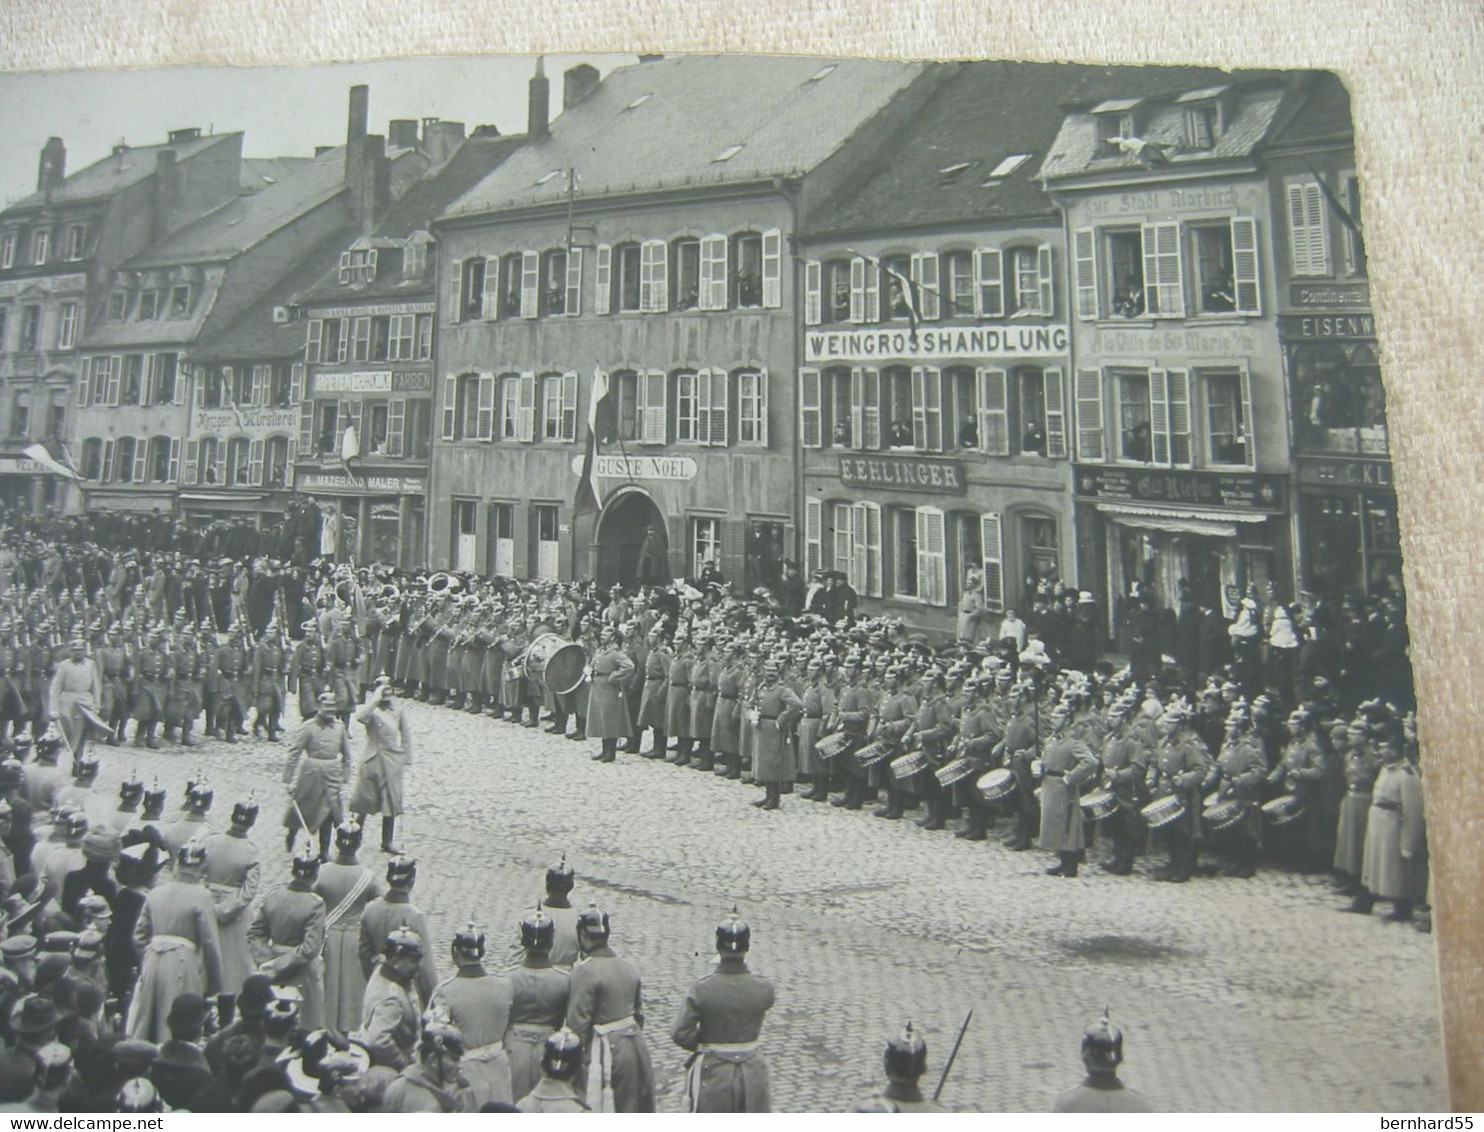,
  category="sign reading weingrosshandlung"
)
[805,324,1069,364]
